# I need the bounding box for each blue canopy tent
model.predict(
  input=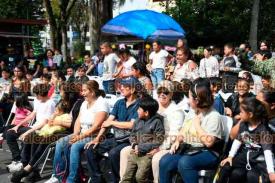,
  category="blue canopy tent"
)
[101,9,185,40]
